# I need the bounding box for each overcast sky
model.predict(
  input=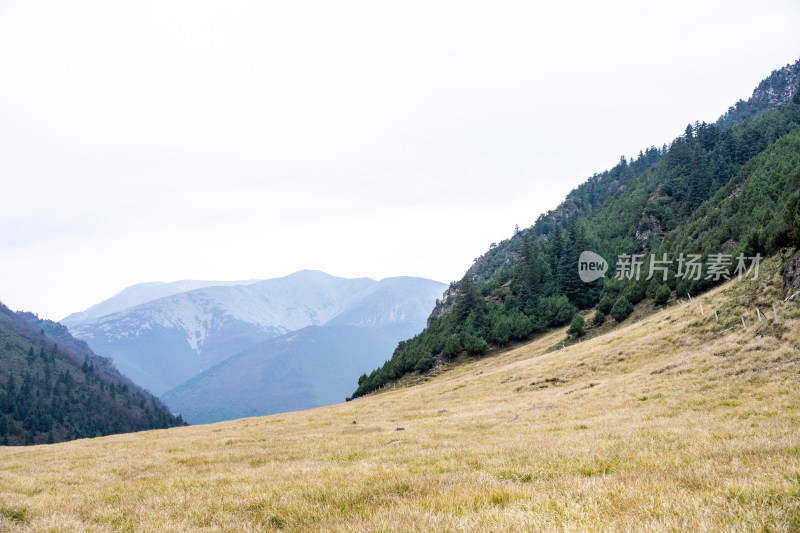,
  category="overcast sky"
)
[1,0,799,320]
